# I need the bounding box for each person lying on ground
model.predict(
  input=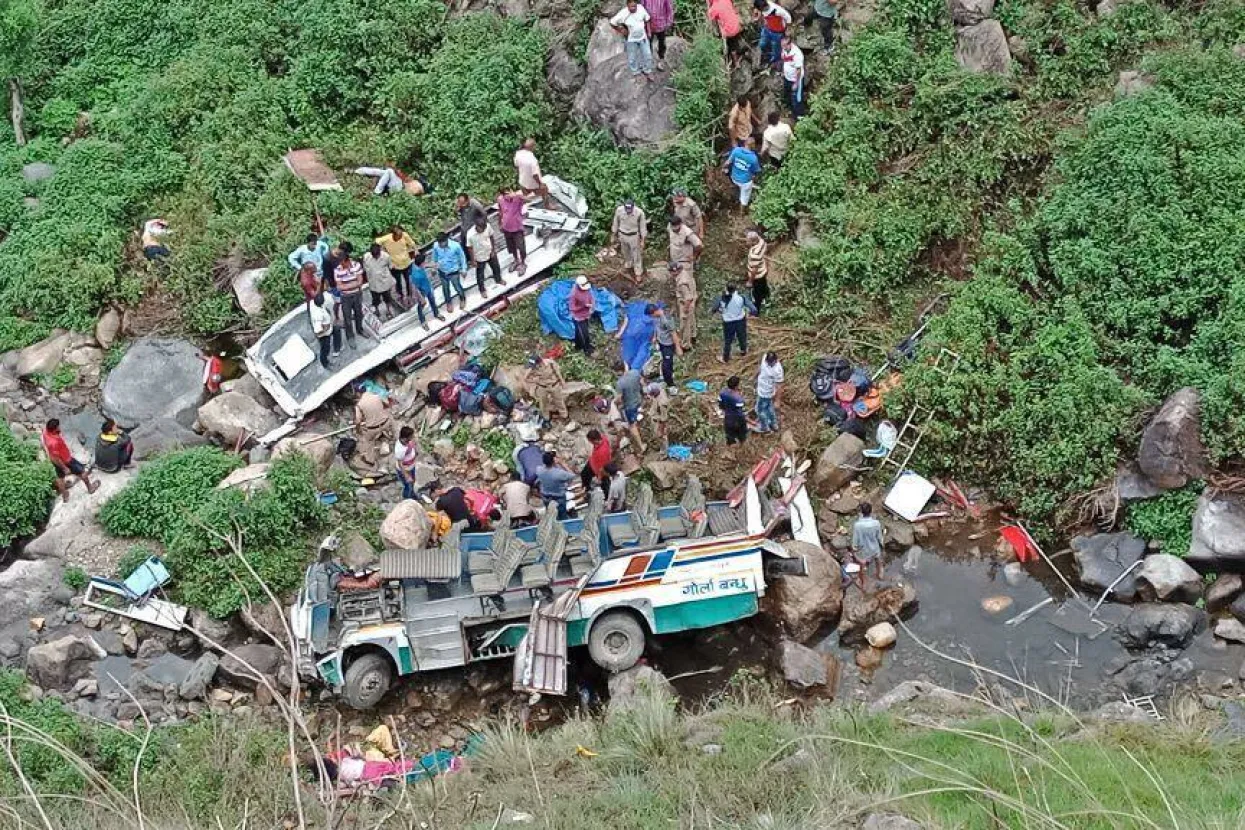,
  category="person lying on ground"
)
[141,218,170,260]
[435,482,481,531]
